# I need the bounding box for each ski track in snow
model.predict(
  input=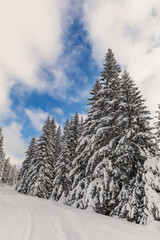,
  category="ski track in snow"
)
[0,187,160,240]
